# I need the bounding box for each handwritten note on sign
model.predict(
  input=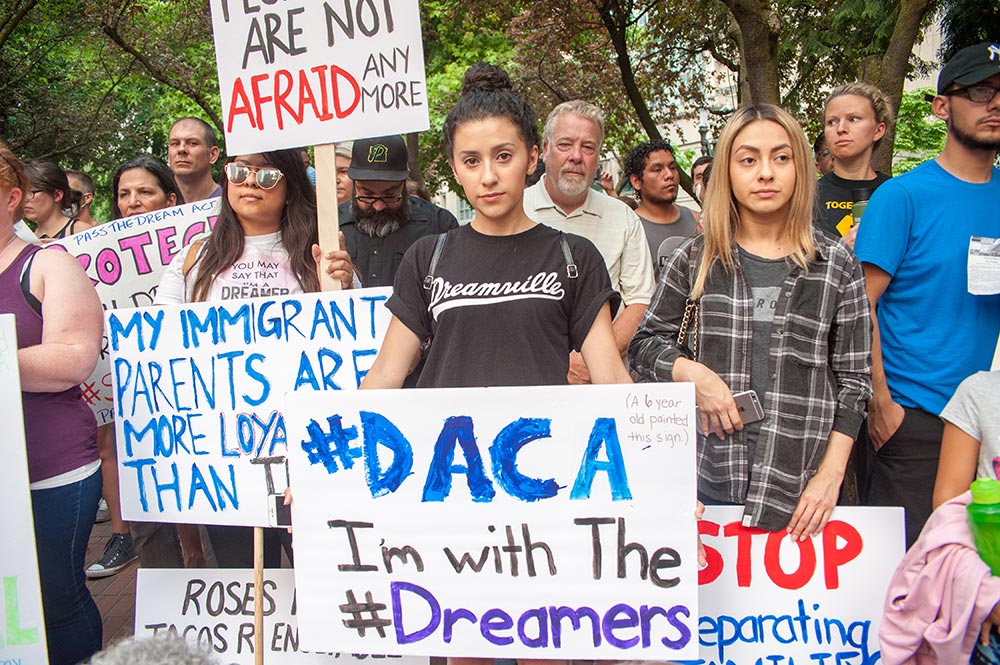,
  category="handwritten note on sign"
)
[109,288,391,527]
[0,315,48,664]
[210,0,429,154]
[286,384,699,660]
[52,198,220,424]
